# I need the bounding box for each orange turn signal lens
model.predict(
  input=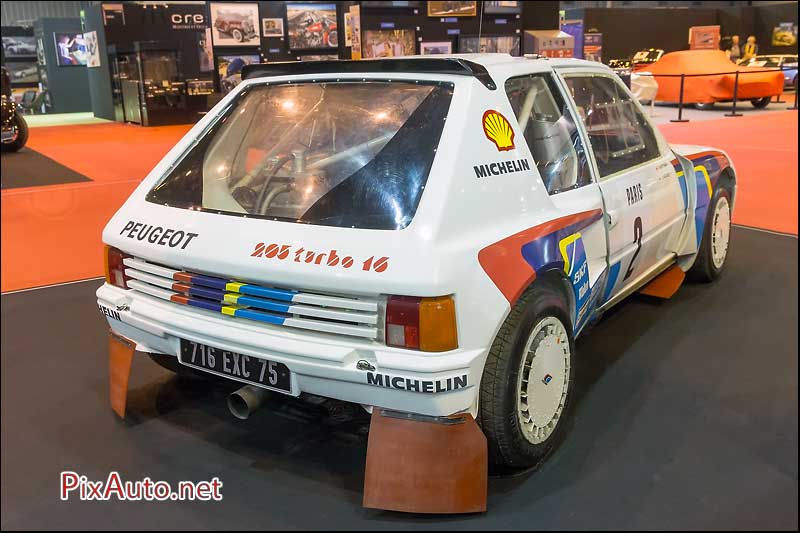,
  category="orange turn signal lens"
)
[419,296,458,352]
